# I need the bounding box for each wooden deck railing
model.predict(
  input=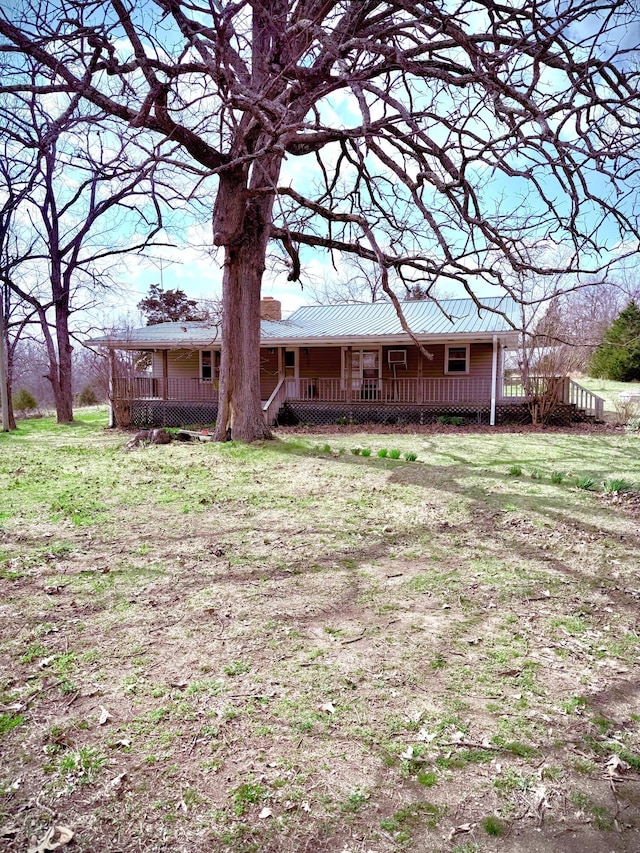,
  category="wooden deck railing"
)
[502,375,604,419]
[284,376,493,404]
[112,376,219,402]
[568,380,604,420]
[114,374,602,416]
[114,375,495,405]
[263,378,288,424]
